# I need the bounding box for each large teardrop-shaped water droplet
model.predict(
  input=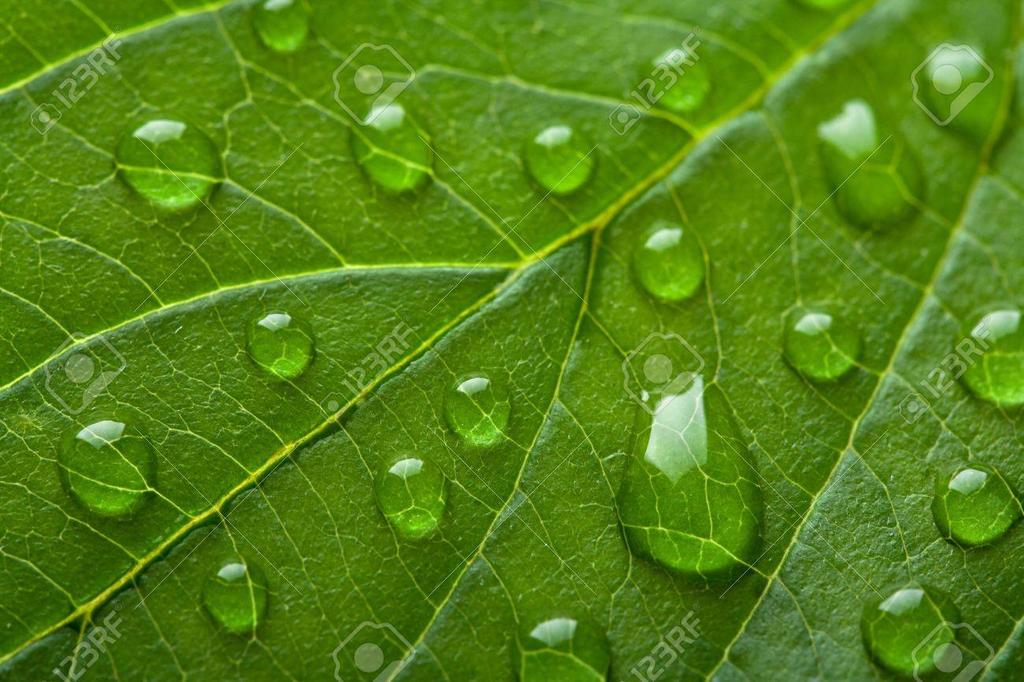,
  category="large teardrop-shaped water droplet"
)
[960,308,1024,407]
[783,308,861,382]
[616,377,762,577]
[632,221,705,302]
[861,583,960,676]
[57,420,157,518]
[116,119,221,210]
[202,559,269,635]
[651,47,710,114]
[252,0,310,53]
[515,616,610,681]
[817,100,923,228]
[524,125,595,196]
[374,457,448,540]
[351,104,433,192]
[932,463,1022,547]
[444,373,511,447]
[246,311,315,380]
